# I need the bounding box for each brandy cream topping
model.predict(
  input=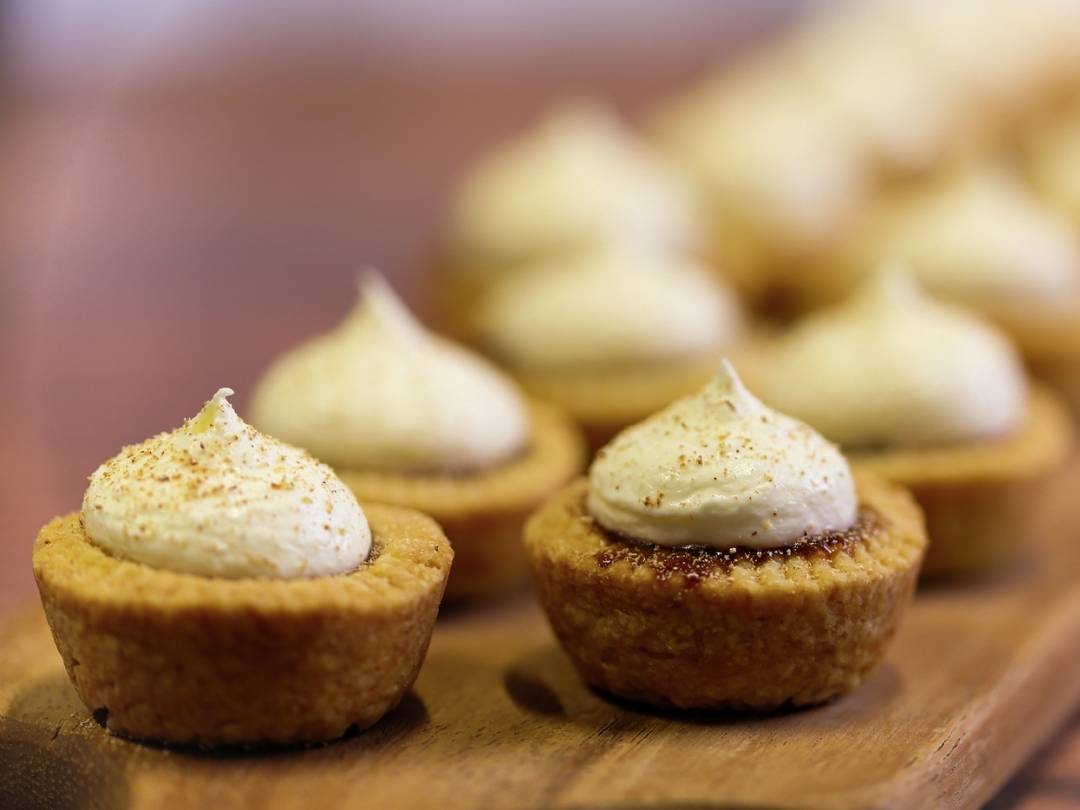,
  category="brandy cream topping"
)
[587,361,857,549]
[875,168,1080,308]
[82,388,371,579]
[449,101,702,265]
[251,274,528,473]
[653,68,867,248]
[760,269,1029,449]
[896,0,1067,114]
[473,244,741,369]
[791,14,962,173]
